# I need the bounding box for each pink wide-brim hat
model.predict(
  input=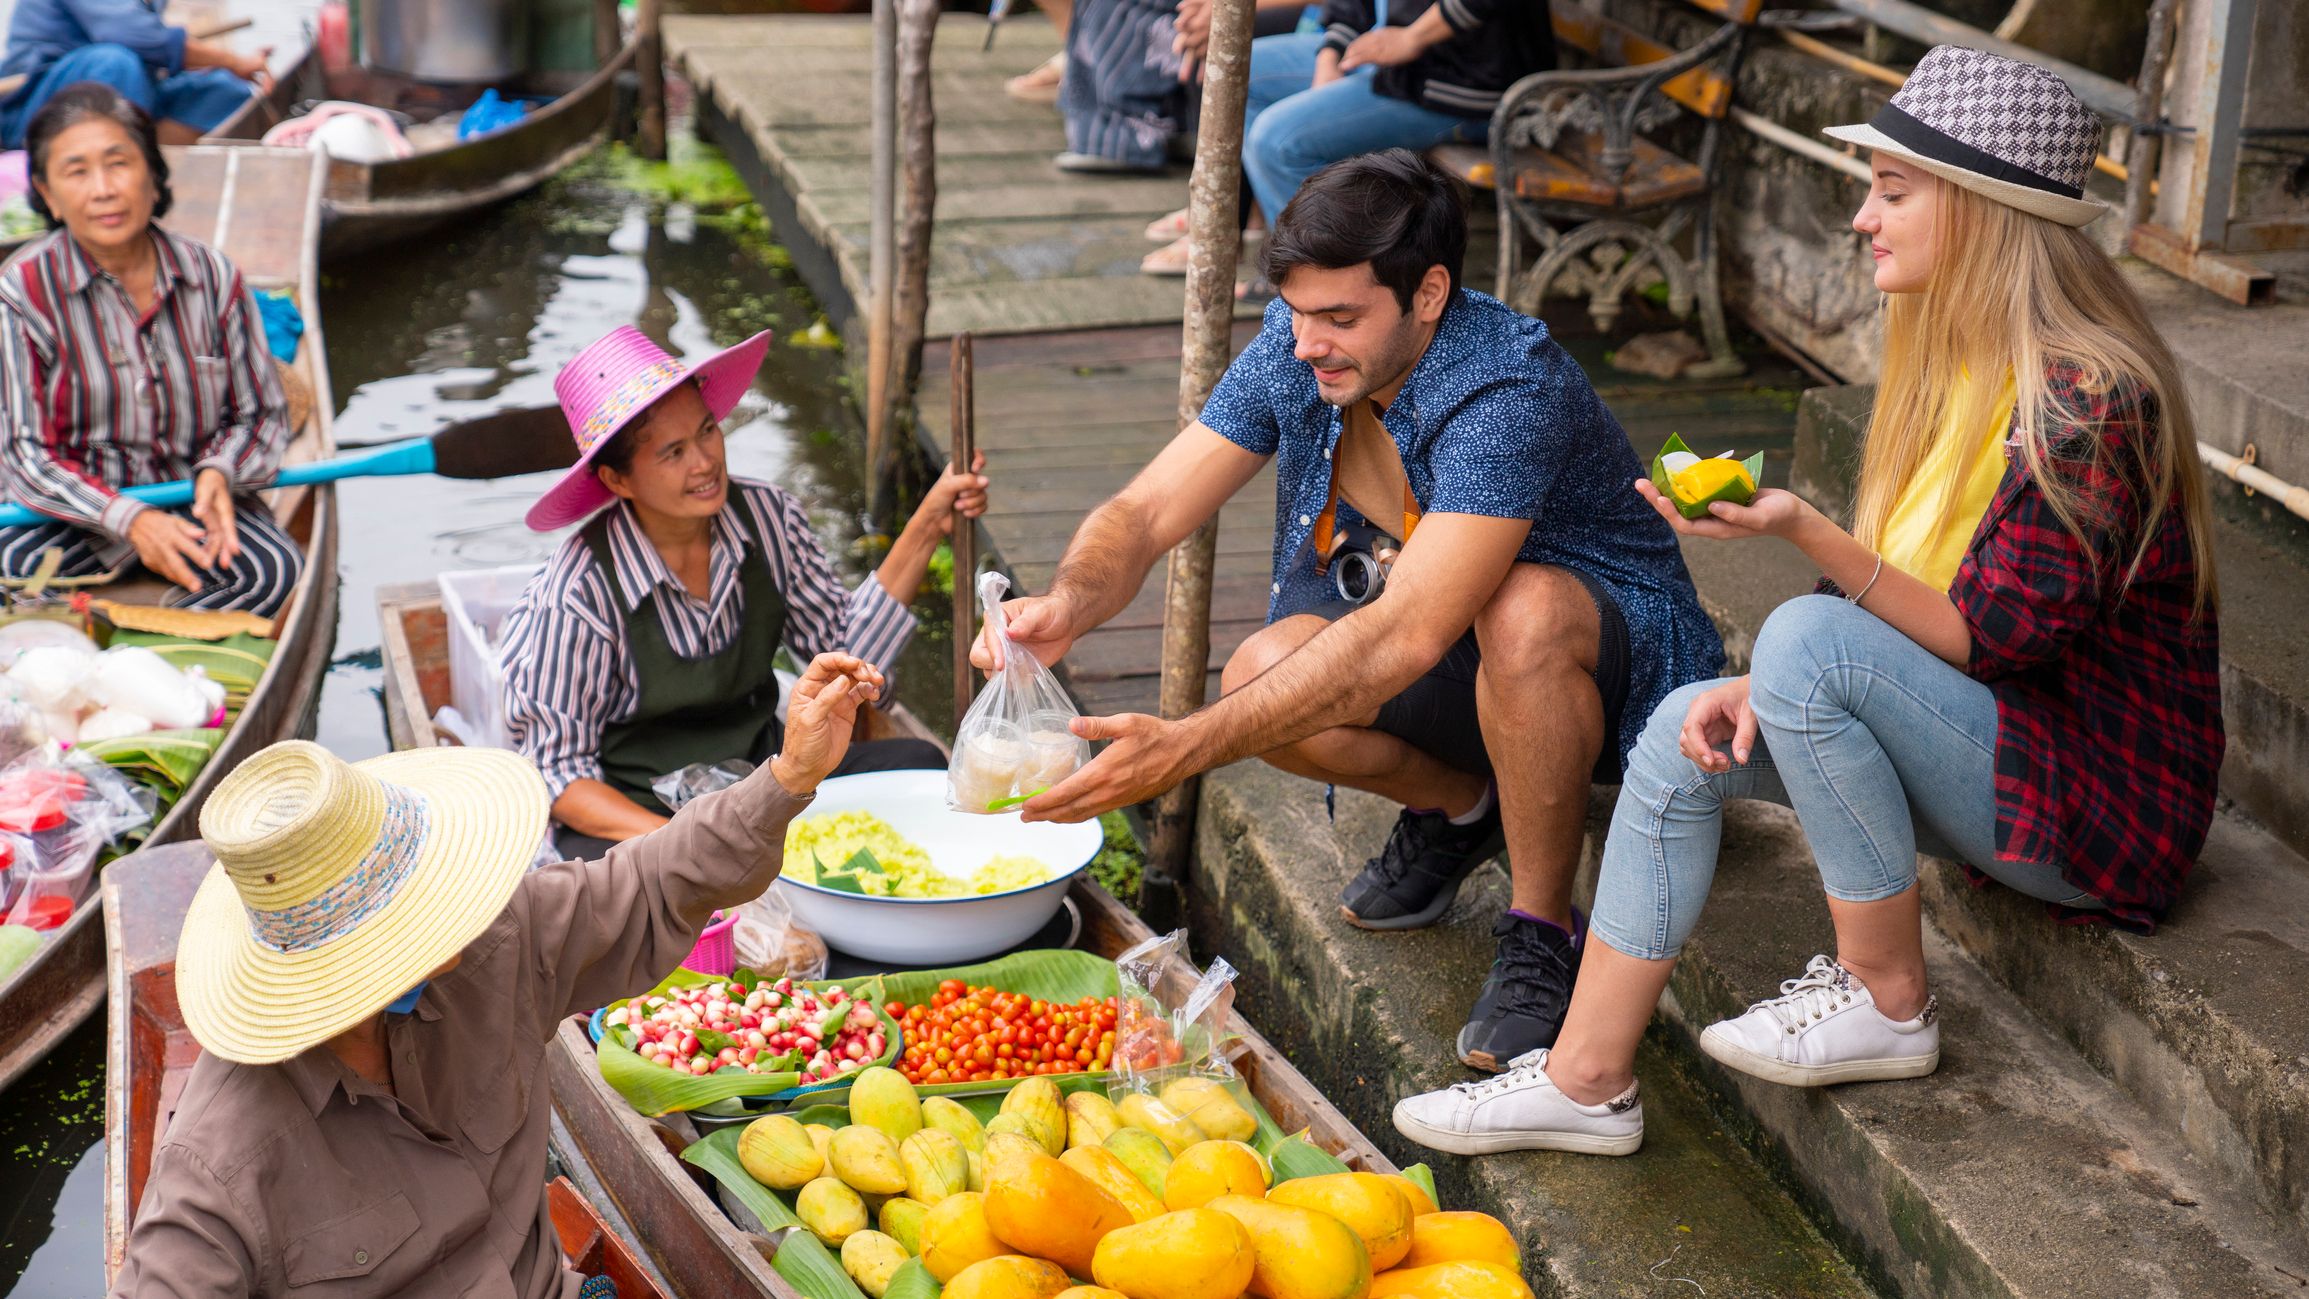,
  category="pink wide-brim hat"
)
[525,325,773,532]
